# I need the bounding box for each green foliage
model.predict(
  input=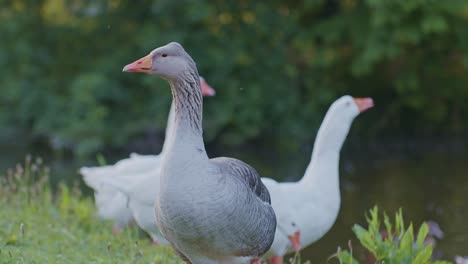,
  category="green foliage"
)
[0,158,184,263]
[1,0,468,156]
[334,206,451,264]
